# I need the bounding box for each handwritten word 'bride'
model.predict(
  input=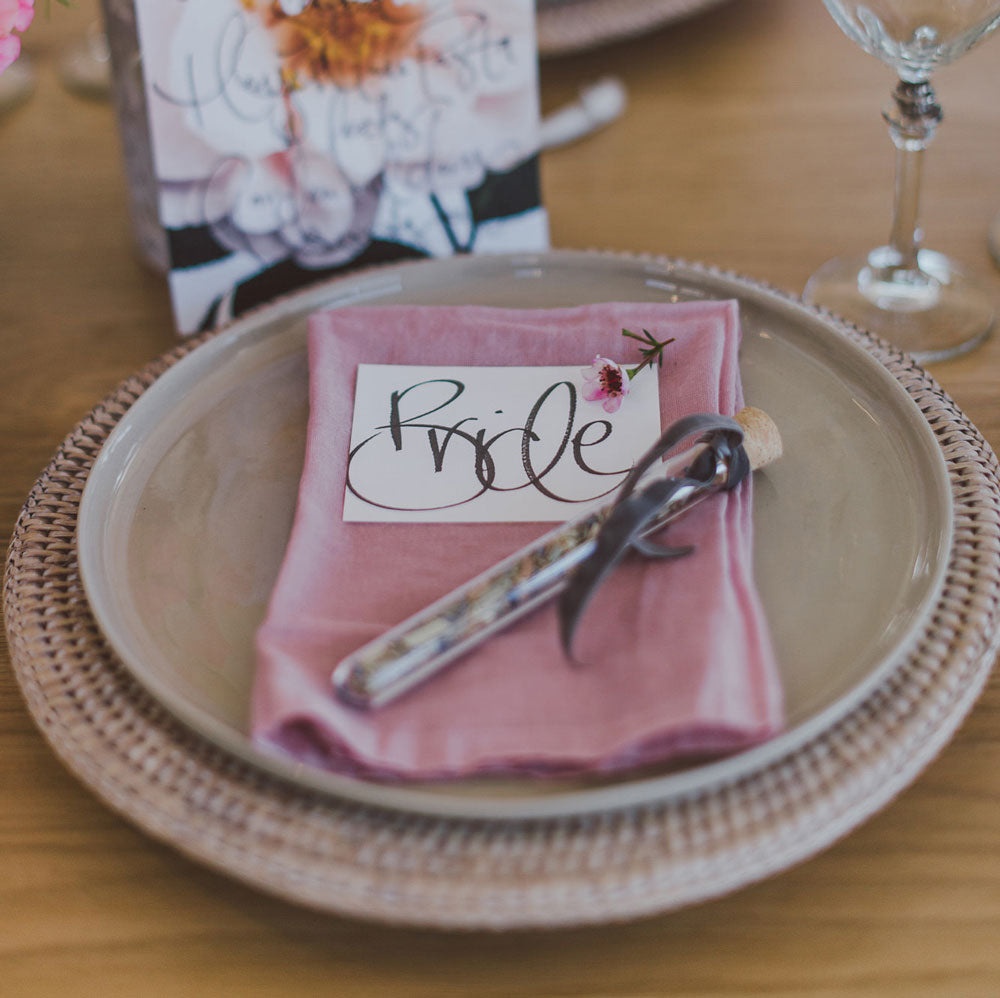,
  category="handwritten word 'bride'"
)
[346,378,633,512]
